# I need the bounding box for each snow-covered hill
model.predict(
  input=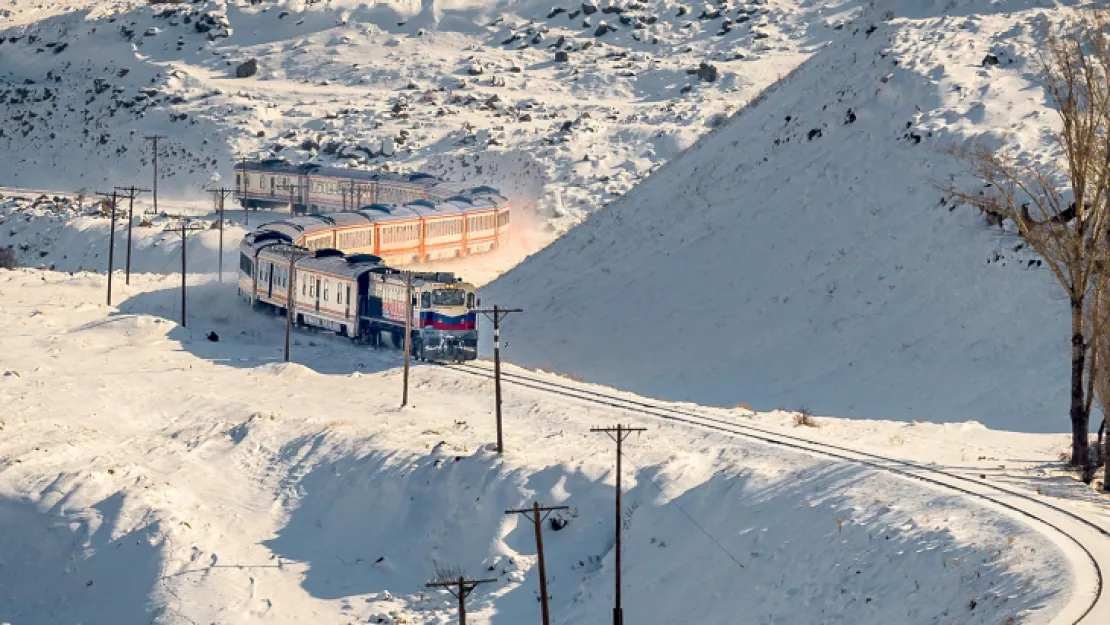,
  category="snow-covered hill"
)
[482,0,1085,433]
[0,0,856,243]
[0,267,1078,624]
